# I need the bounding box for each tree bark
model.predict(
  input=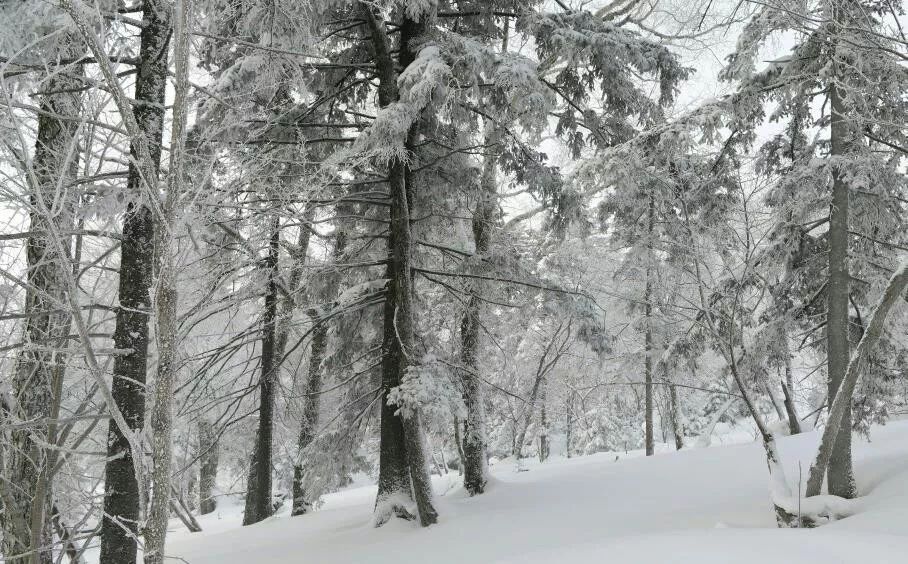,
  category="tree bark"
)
[292,219,345,516]
[780,328,802,435]
[459,123,497,493]
[781,380,802,436]
[145,1,191,559]
[243,214,280,525]
[1,37,83,564]
[644,195,655,457]
[825,72,857,499]
[100,2,171,562]
[538,378,550,462]
[291,322,327,516]
[364,3,438,527]
[806,261,908,497]
[198,420,219,515]
[668,373,684,451]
